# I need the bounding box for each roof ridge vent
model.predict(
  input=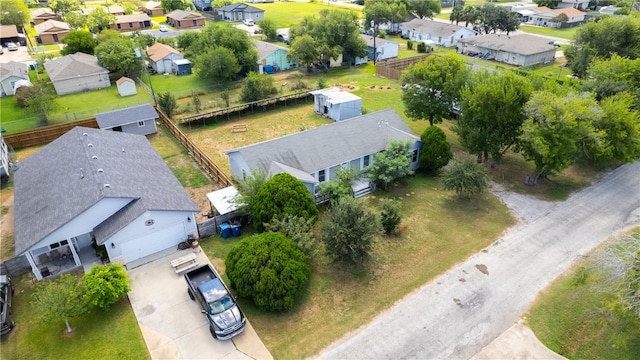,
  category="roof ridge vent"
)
[92,155,98,159]
[83,132,88,136]
[104,184,110,188]
[88,143,93,147]
[97,169,104,173]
